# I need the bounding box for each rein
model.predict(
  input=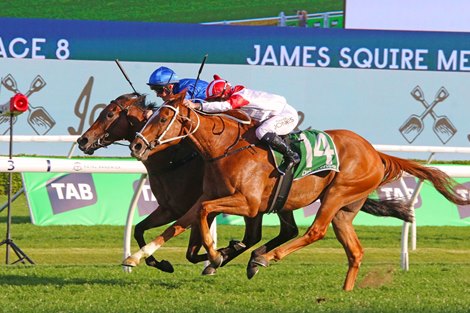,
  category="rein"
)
[136,104,201,150]
[208,143,256,162]
[135,102,255,162]
[207,114,256,162]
